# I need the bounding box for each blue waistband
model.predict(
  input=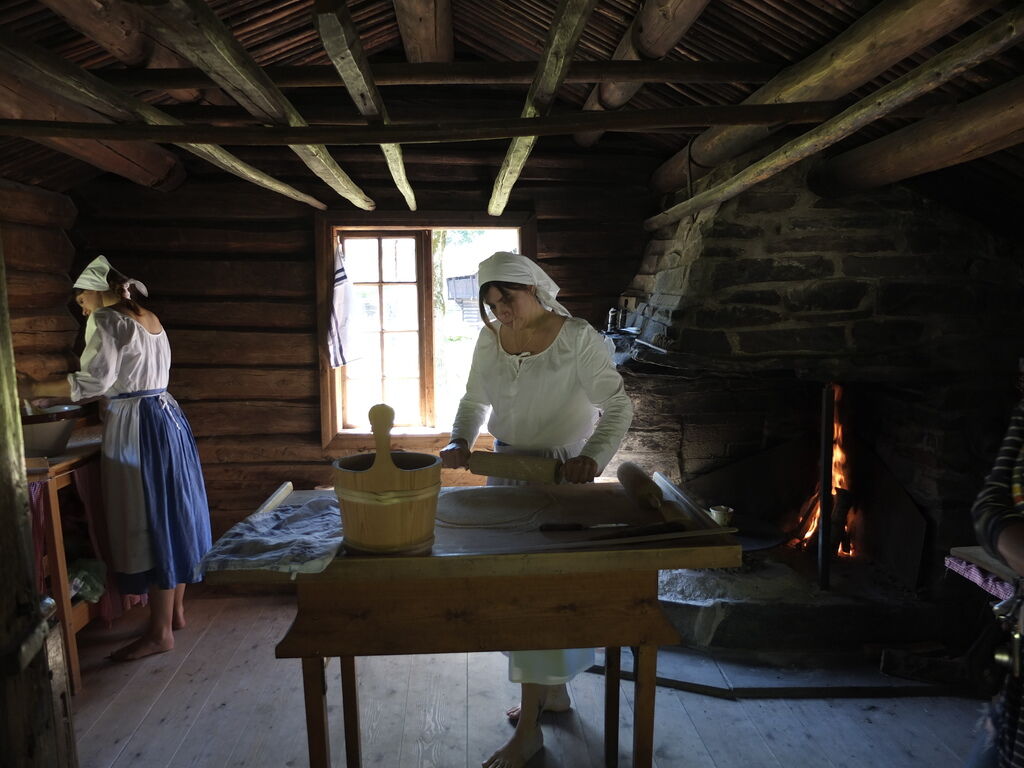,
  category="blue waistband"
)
[111,388,167,399]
